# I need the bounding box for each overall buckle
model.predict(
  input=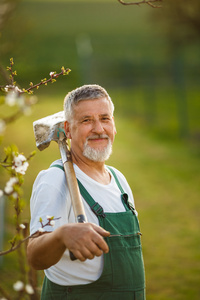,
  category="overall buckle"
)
[91,202,106,218]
